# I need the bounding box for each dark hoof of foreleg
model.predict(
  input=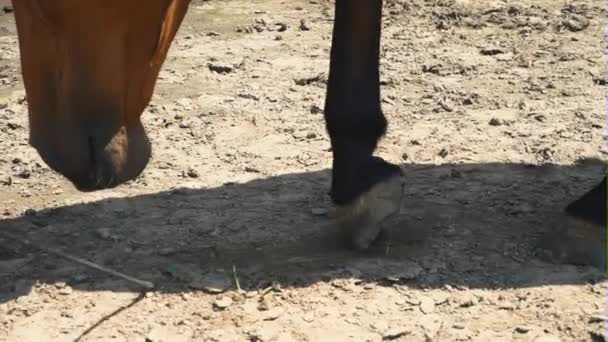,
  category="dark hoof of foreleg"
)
[334,170,405,251]
[536,214,606,271]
